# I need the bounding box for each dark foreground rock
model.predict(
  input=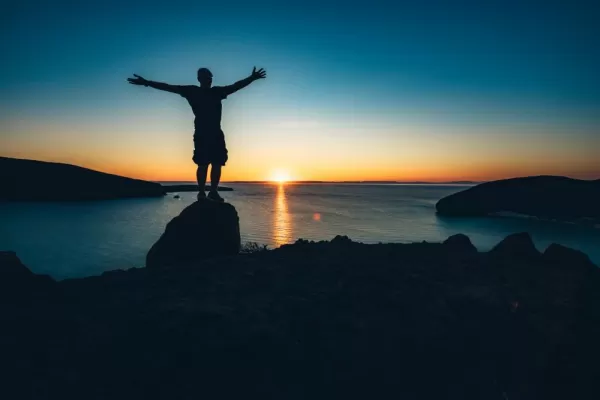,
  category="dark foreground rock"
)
[436,175,600,222]
[0,251,55,299]
[442,233,478,254]
[1,234,599,400]
[146,200,241,268]
[0,156,165,201]
[490,232,540,259]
